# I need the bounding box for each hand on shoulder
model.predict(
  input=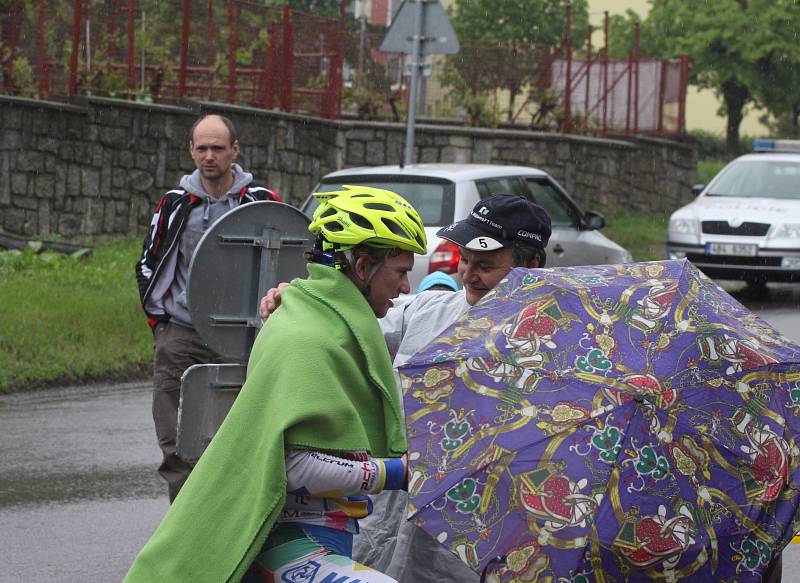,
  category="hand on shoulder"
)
[259,282,291,321]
